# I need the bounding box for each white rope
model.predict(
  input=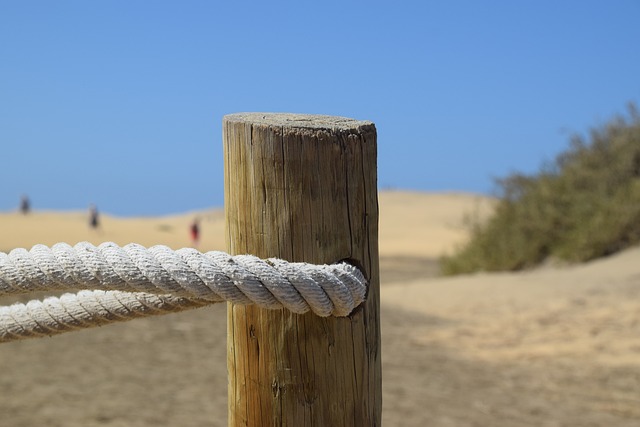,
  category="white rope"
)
[0,290,209,342]
[0,242,368,343]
